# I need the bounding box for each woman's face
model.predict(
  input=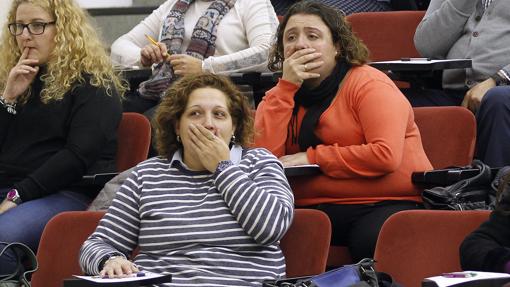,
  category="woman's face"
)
[283,13,339,85]
[177,87,235,149]
[15,3,56,65]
